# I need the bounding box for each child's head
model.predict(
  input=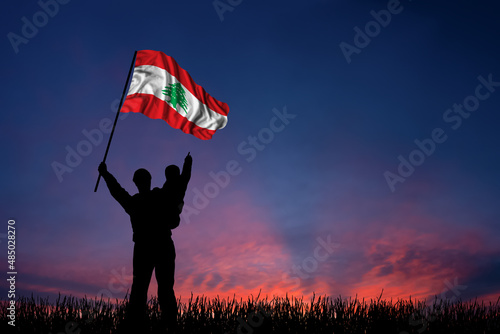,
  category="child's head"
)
[165,165,180,181]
